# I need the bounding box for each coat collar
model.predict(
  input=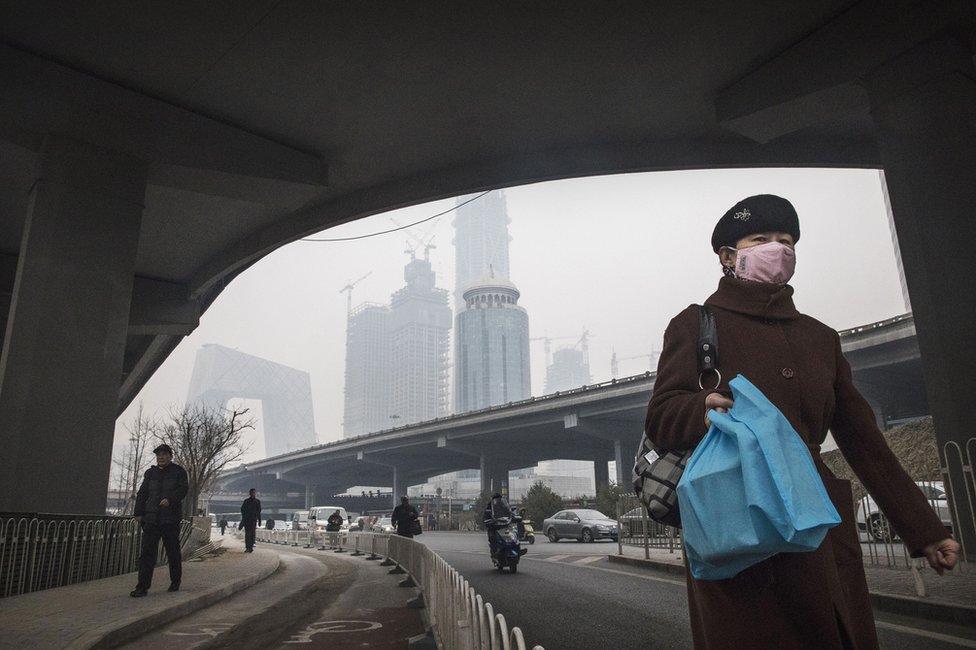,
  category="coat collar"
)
[704,276,800,320]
